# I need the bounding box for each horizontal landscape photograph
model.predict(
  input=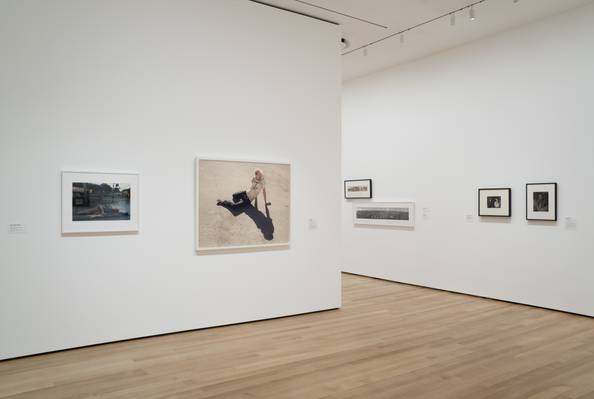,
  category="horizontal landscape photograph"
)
[356,207,409,221]
[72,182,131,221]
